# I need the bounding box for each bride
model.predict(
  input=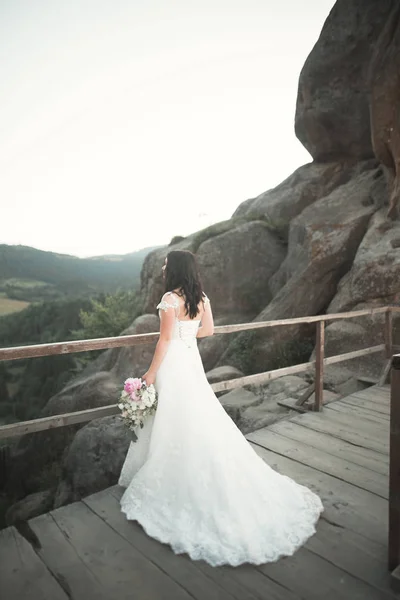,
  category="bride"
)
[119,249,323,567]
